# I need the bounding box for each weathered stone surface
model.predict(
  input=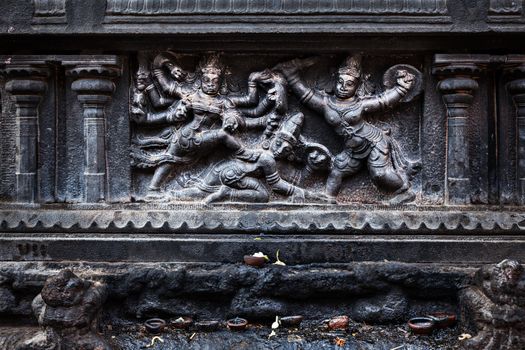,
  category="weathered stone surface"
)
[0,2,524,348]
[0,261,471,323]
